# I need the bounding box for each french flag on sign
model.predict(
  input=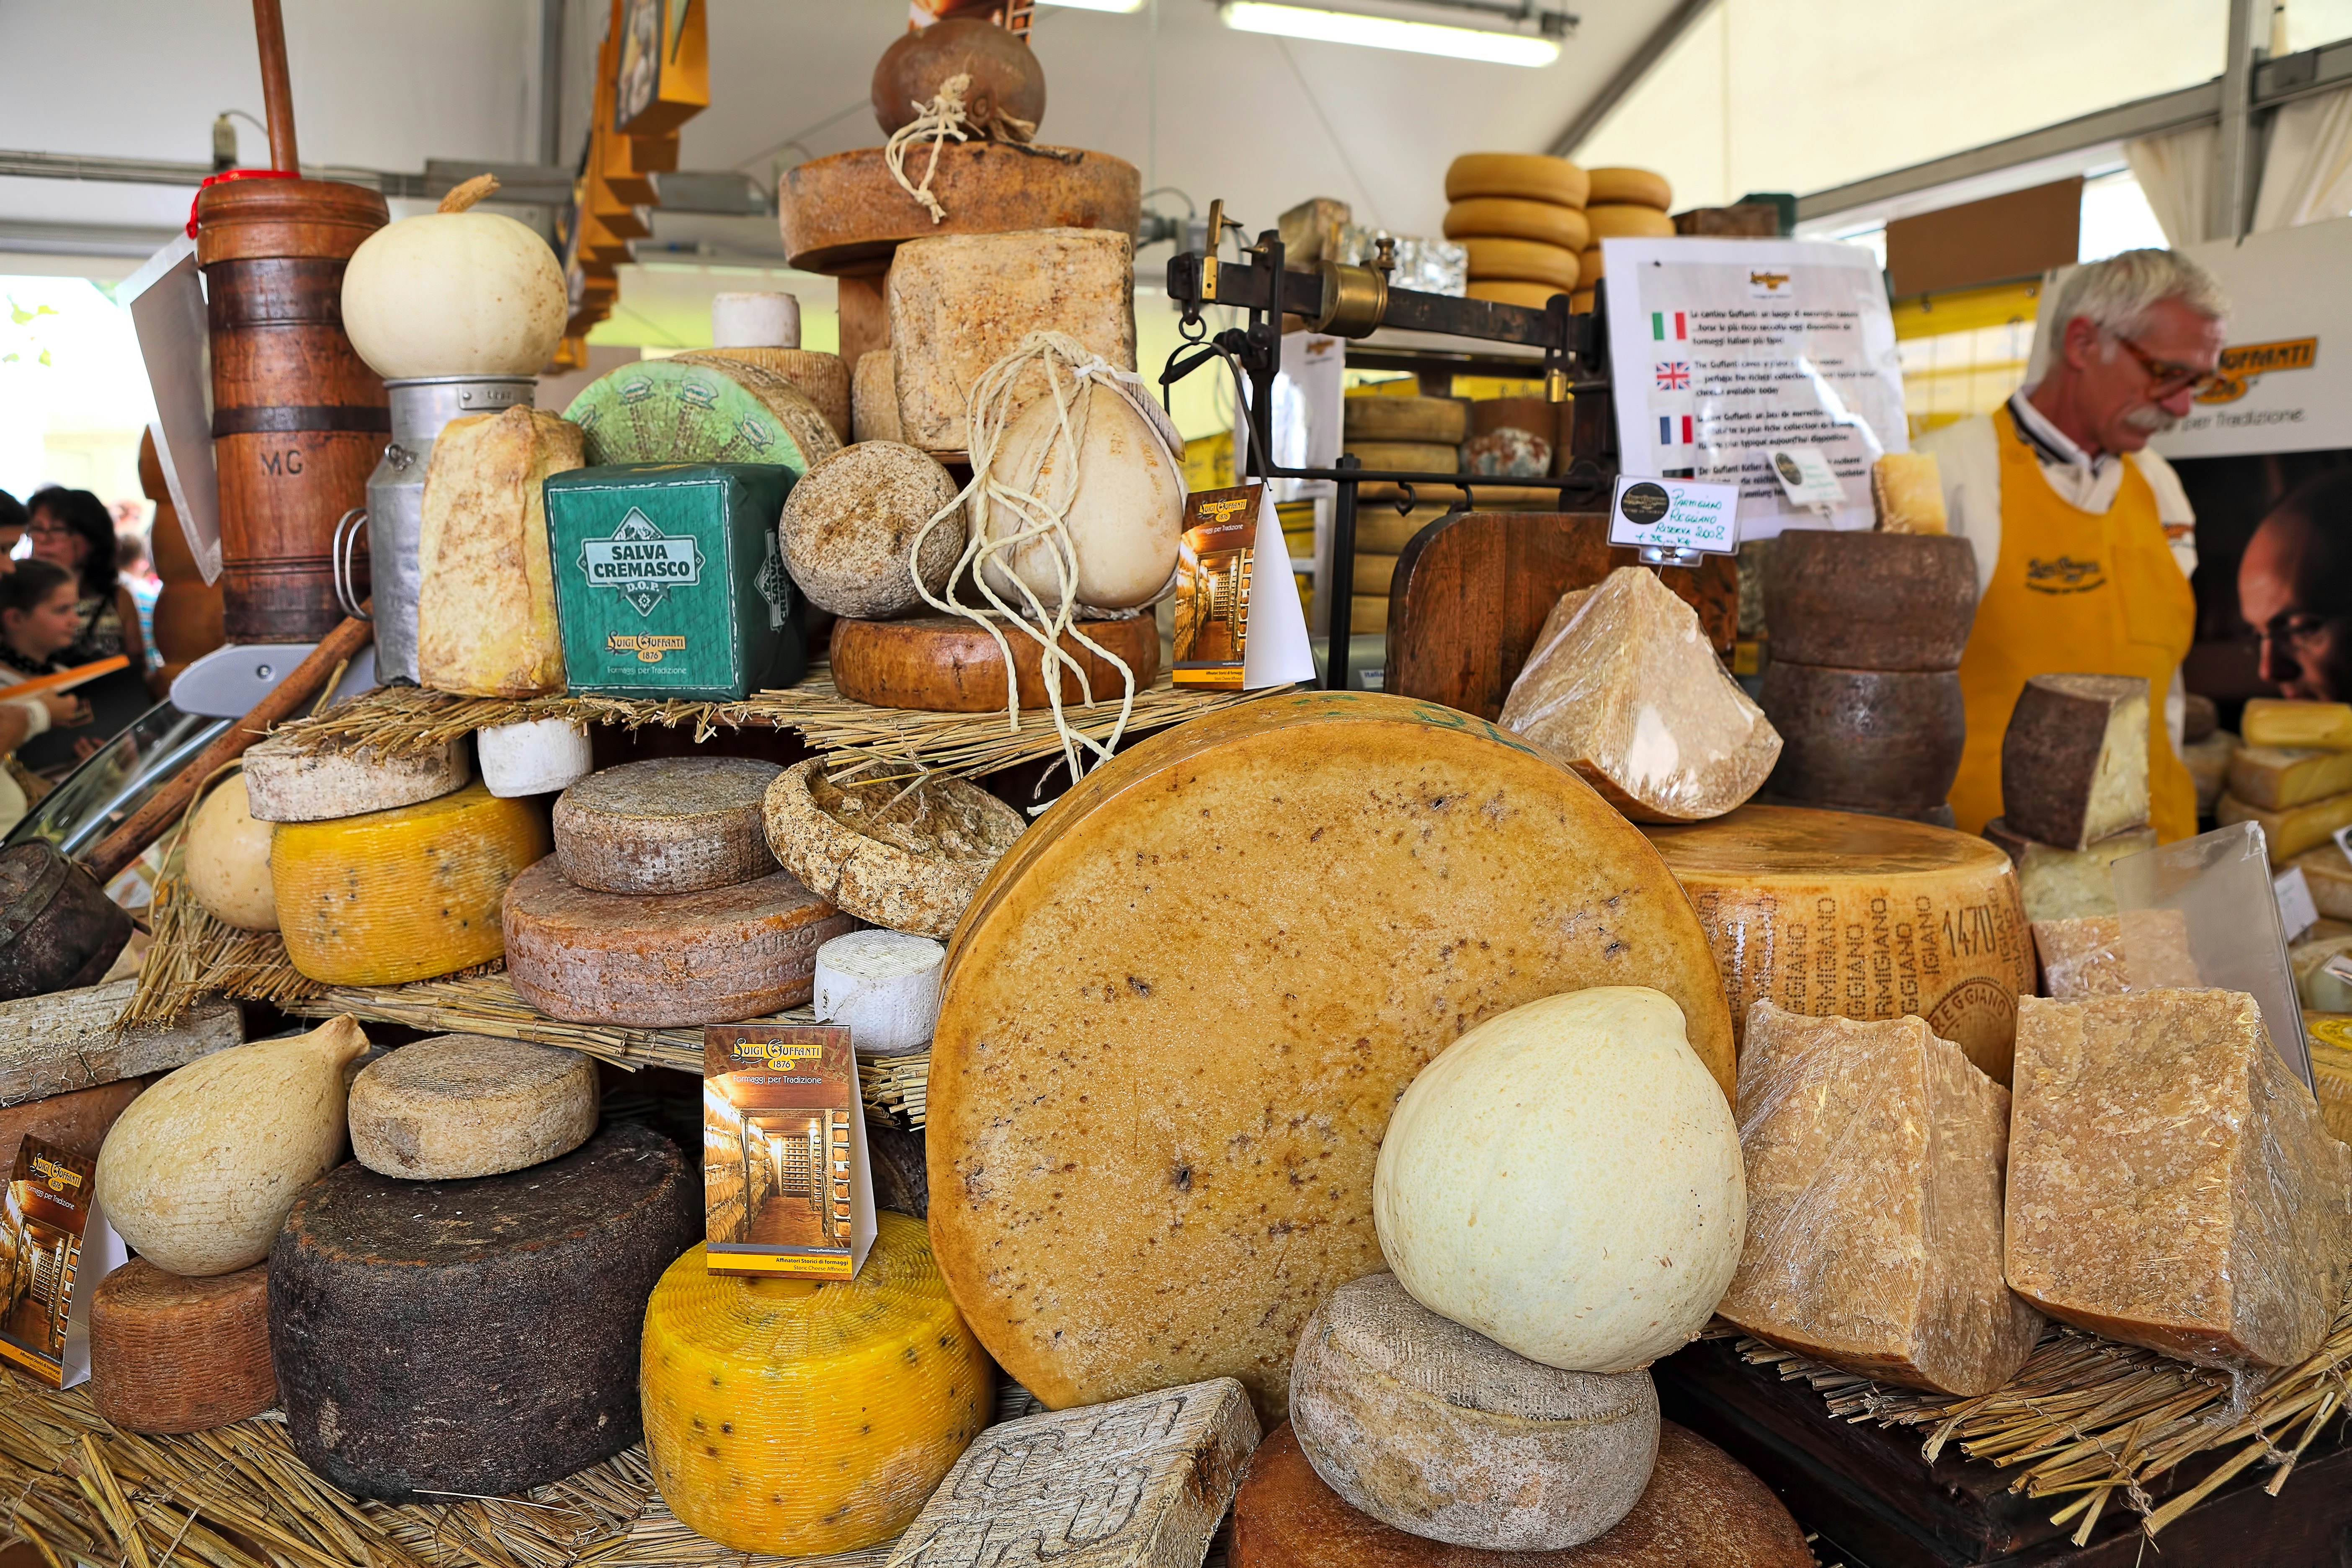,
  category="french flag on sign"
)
[1651,311,1687,340]
[1657,414,1695,446]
